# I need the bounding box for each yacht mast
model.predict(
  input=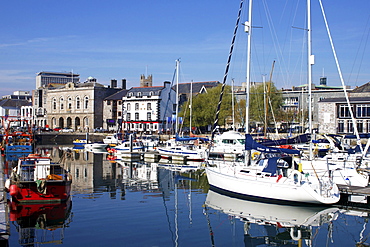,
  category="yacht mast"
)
[245,0,252,134]
[175,59,180,135]
[307,0,314,160]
